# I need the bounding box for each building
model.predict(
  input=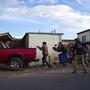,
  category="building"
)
[0,33,24,48]
[62,39,74,45]
[0,32,14,48]
[0,32,14,41]
[77,29,90,44]
[22,32,63,64]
